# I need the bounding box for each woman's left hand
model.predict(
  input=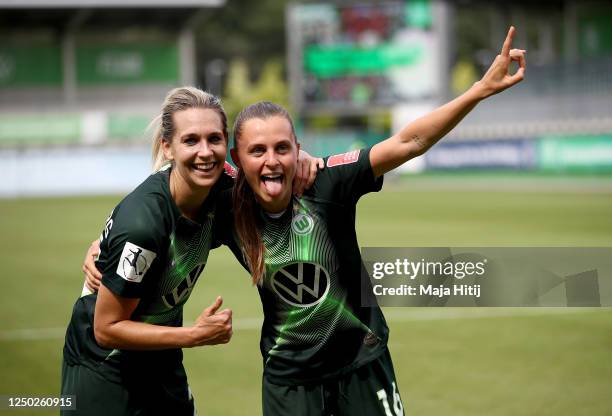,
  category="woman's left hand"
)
[293,150,325,197]
[475,26,526,99]
[83,239,102,292]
